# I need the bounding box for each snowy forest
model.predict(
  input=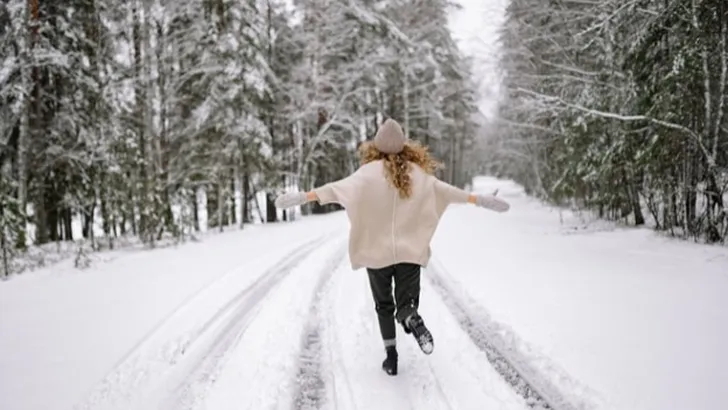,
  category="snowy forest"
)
[0,0,482,275]
[491,0,728,243]
[2,0,727,278]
